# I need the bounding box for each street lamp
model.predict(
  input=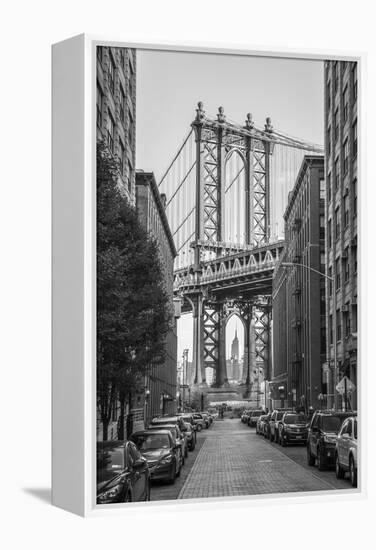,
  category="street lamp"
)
[281,261,337,410]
